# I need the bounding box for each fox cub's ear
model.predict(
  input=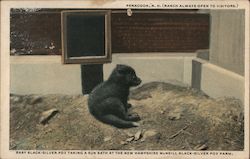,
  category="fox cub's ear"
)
[116,64,126,69]
[116,64,127,74]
